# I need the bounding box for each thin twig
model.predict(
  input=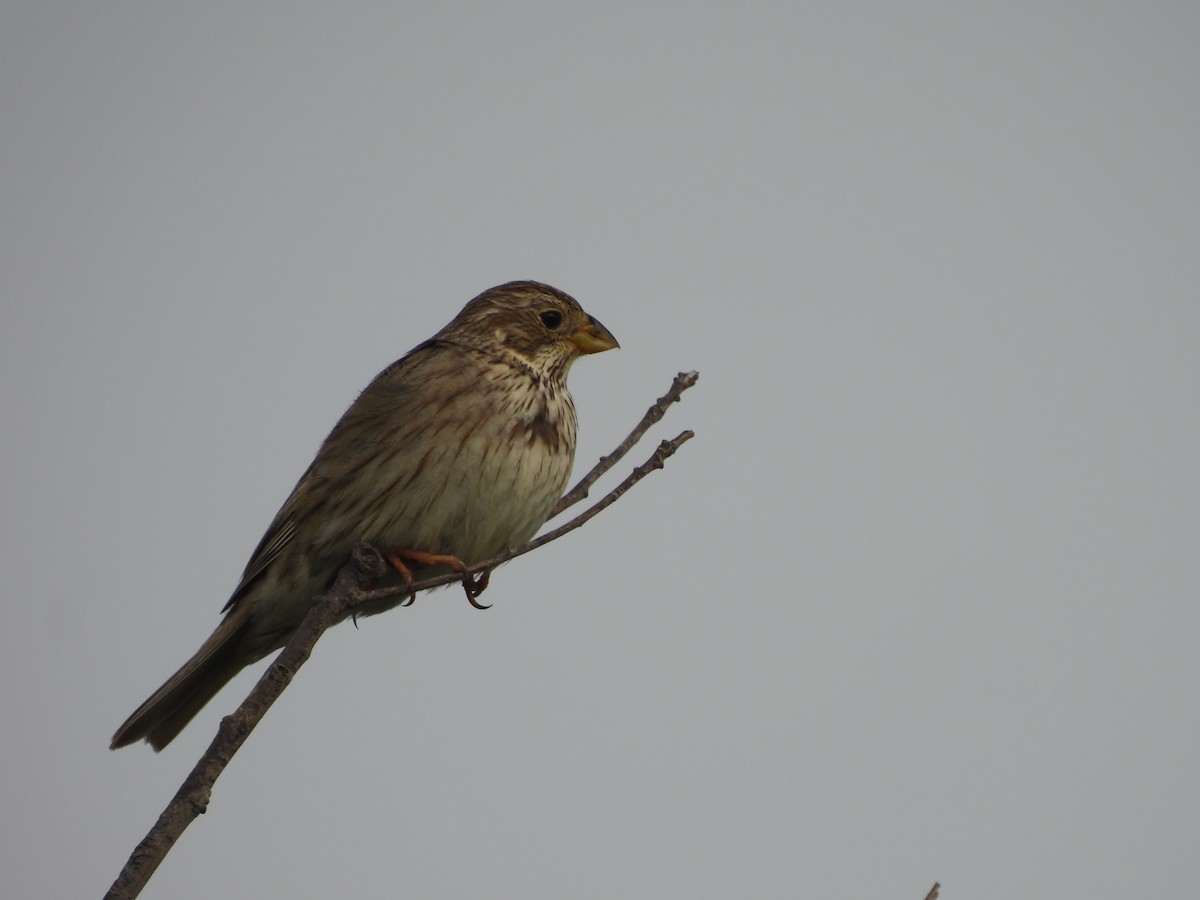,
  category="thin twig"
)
[551,370,698,517]
[105,376,697,900]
